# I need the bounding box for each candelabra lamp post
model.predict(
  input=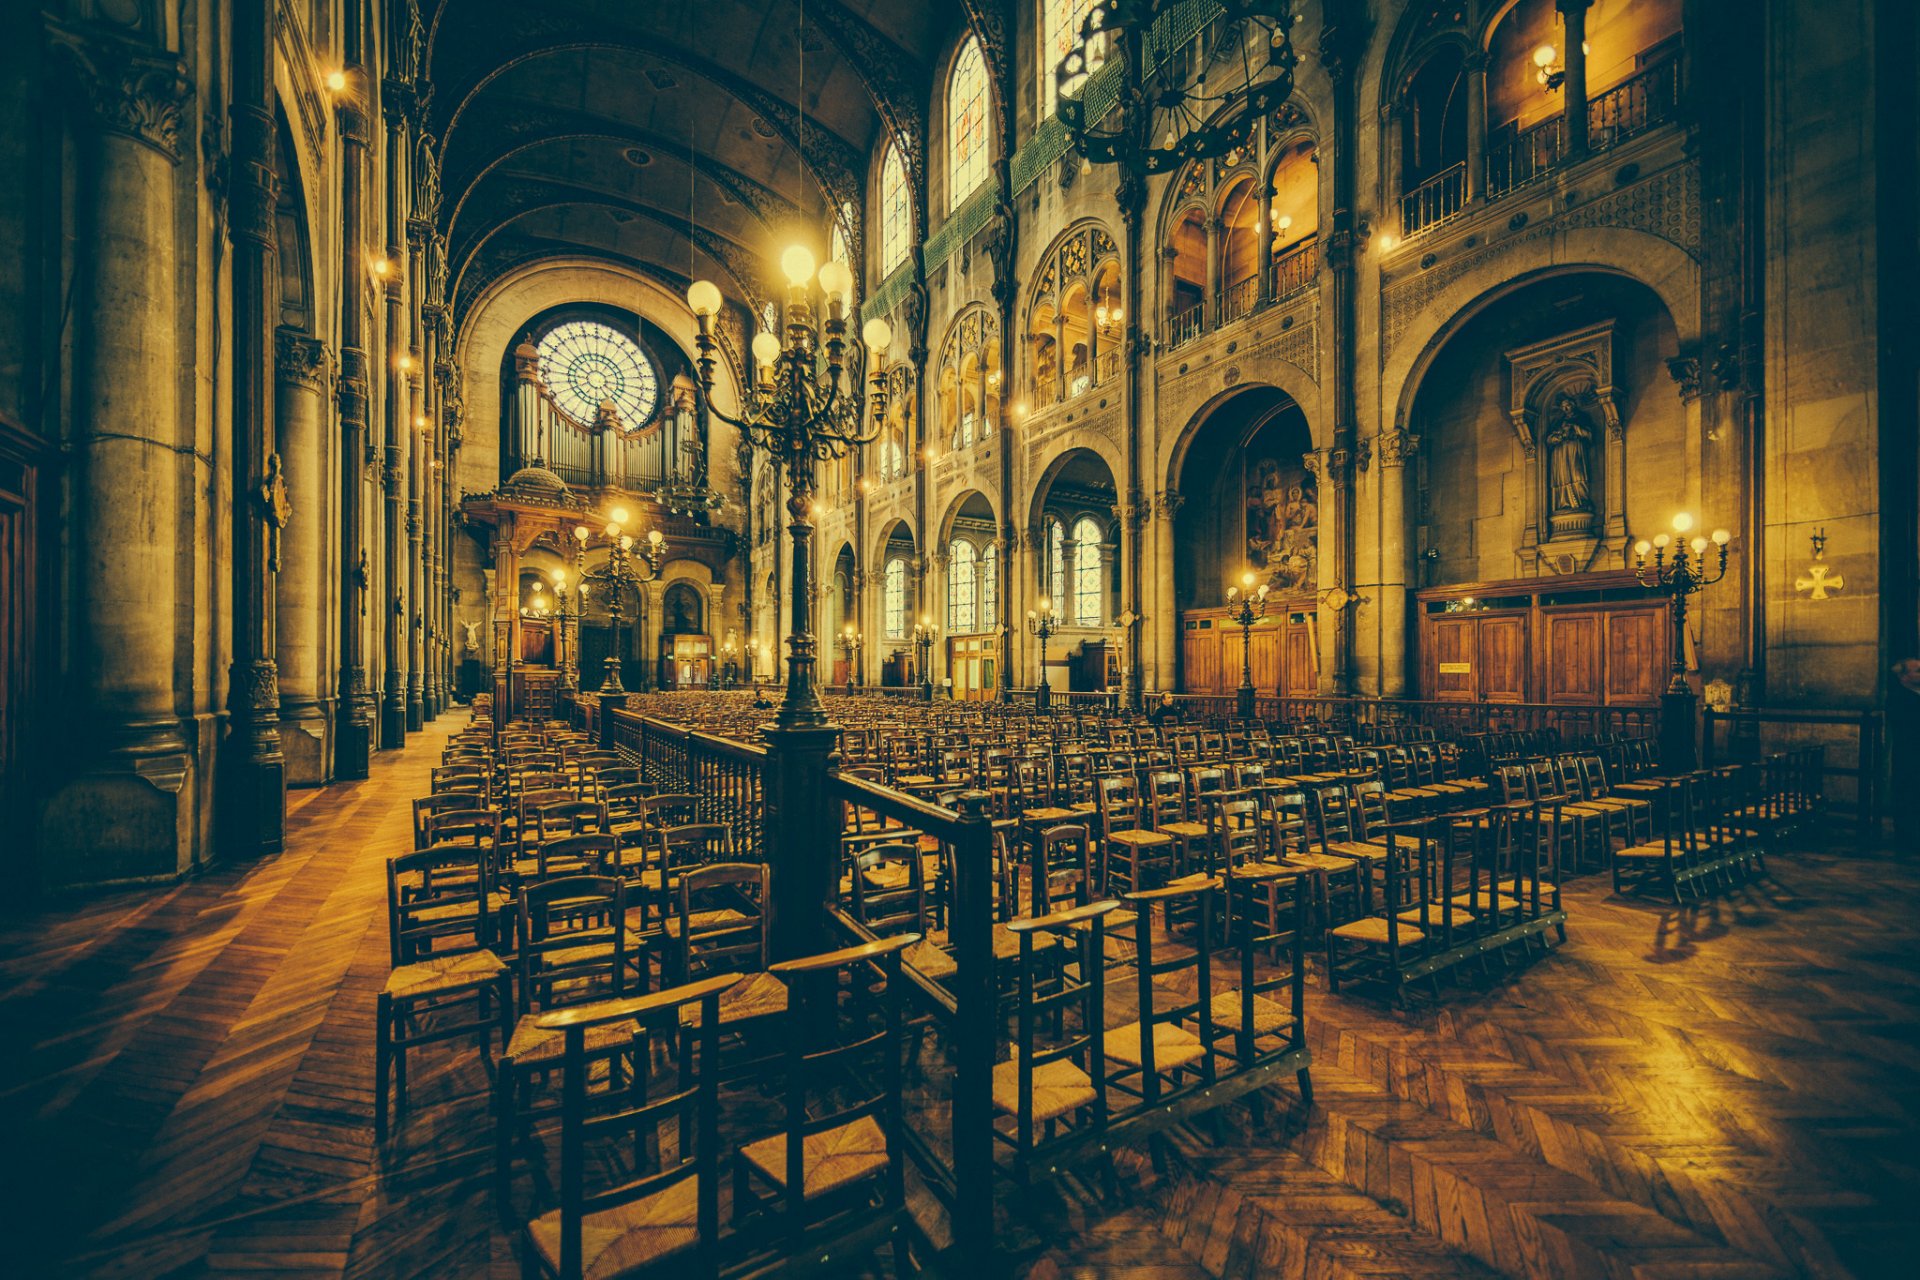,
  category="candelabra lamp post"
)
[840,623,862,695]
[573,507,666,715]
[547,567,579,698]
[1633,513,1731,772]
[1226,571,1271,721]
[1026,597,1059,713]
[1114,608,1139,713]
[914,616,938,702]
[686,248,889,960]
